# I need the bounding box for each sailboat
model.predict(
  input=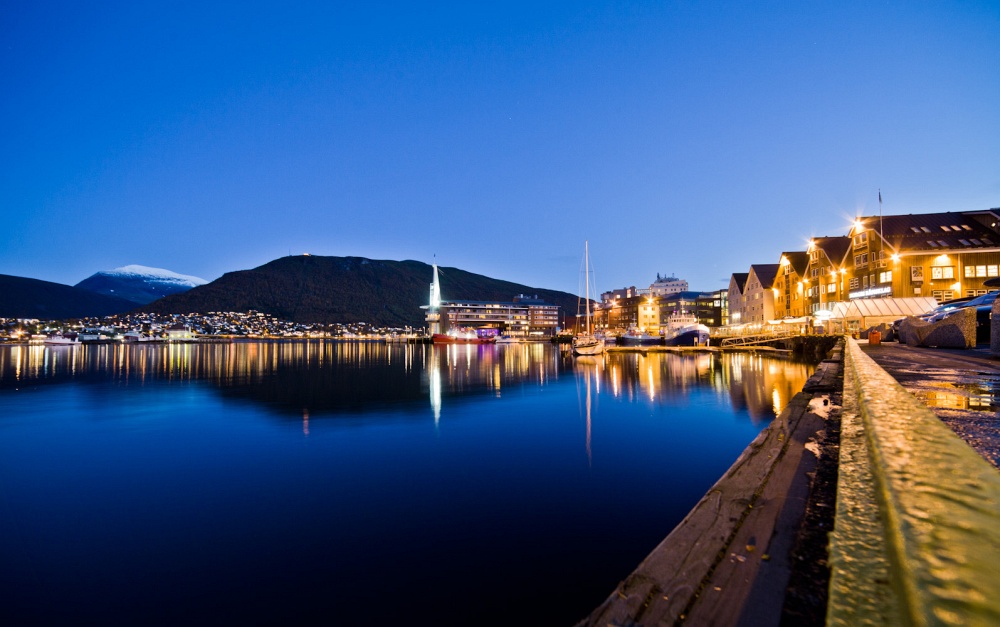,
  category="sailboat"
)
[572,241,606,356]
